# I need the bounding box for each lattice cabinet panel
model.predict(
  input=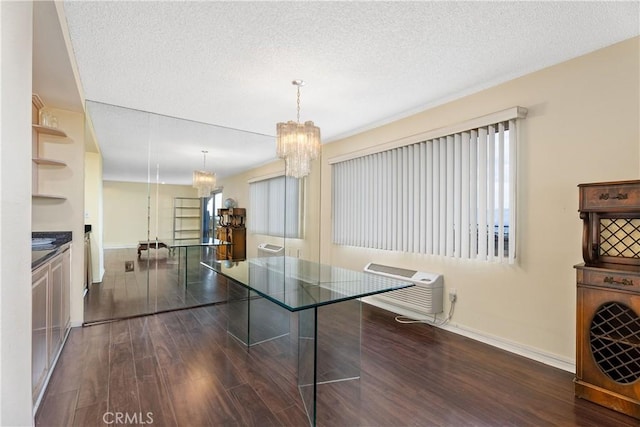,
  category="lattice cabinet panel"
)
[599,218,640,260]
[590,301,640,384]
